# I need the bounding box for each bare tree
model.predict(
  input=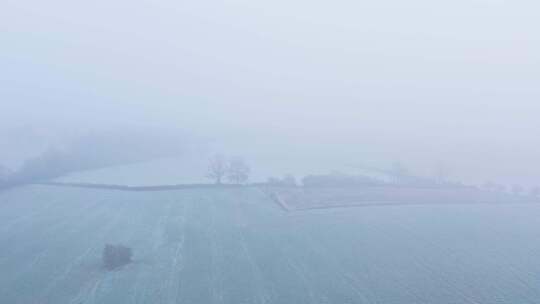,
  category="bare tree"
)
[206,154,228,184]
[0,165,12,183]
[282,174,297,186]
[227,157,250,184]
[390,161,410,185]
[493,183,506,193]
[482,181,496,192]
[529,186,540,197]
[432,163,450,185]
[267,174,296,186]
[511,184,524,196]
